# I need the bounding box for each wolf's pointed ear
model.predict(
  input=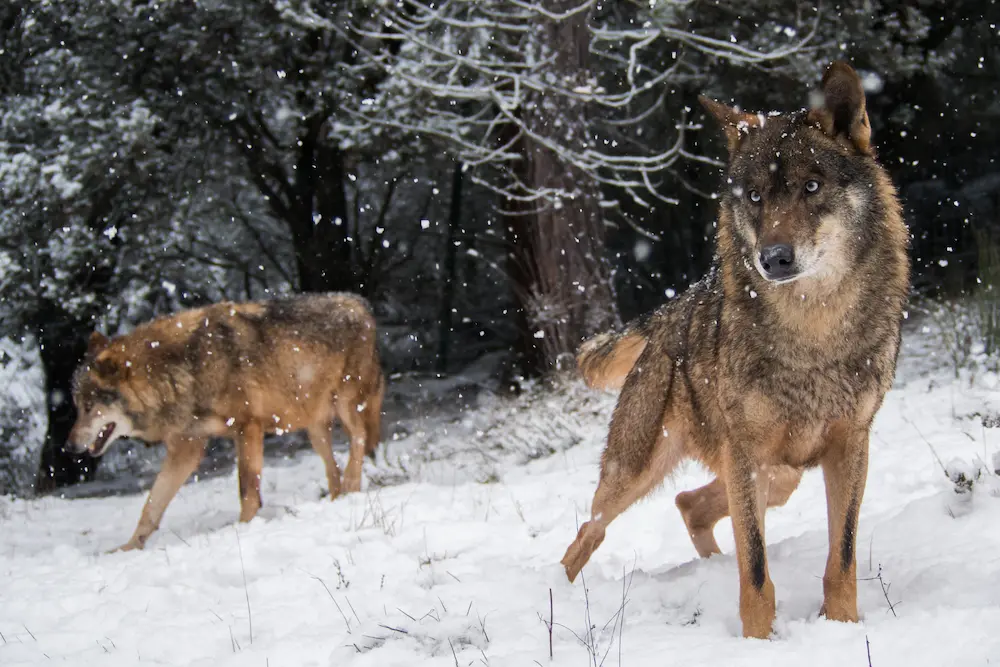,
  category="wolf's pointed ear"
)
[88,331,110,356]
[699,95,762,154]
[808,61,872,155]
[92,351,124,381]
